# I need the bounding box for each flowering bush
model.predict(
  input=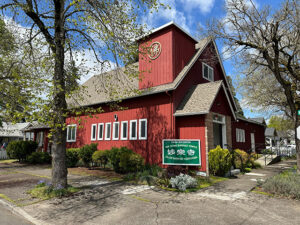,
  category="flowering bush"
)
[170,173,197,191]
